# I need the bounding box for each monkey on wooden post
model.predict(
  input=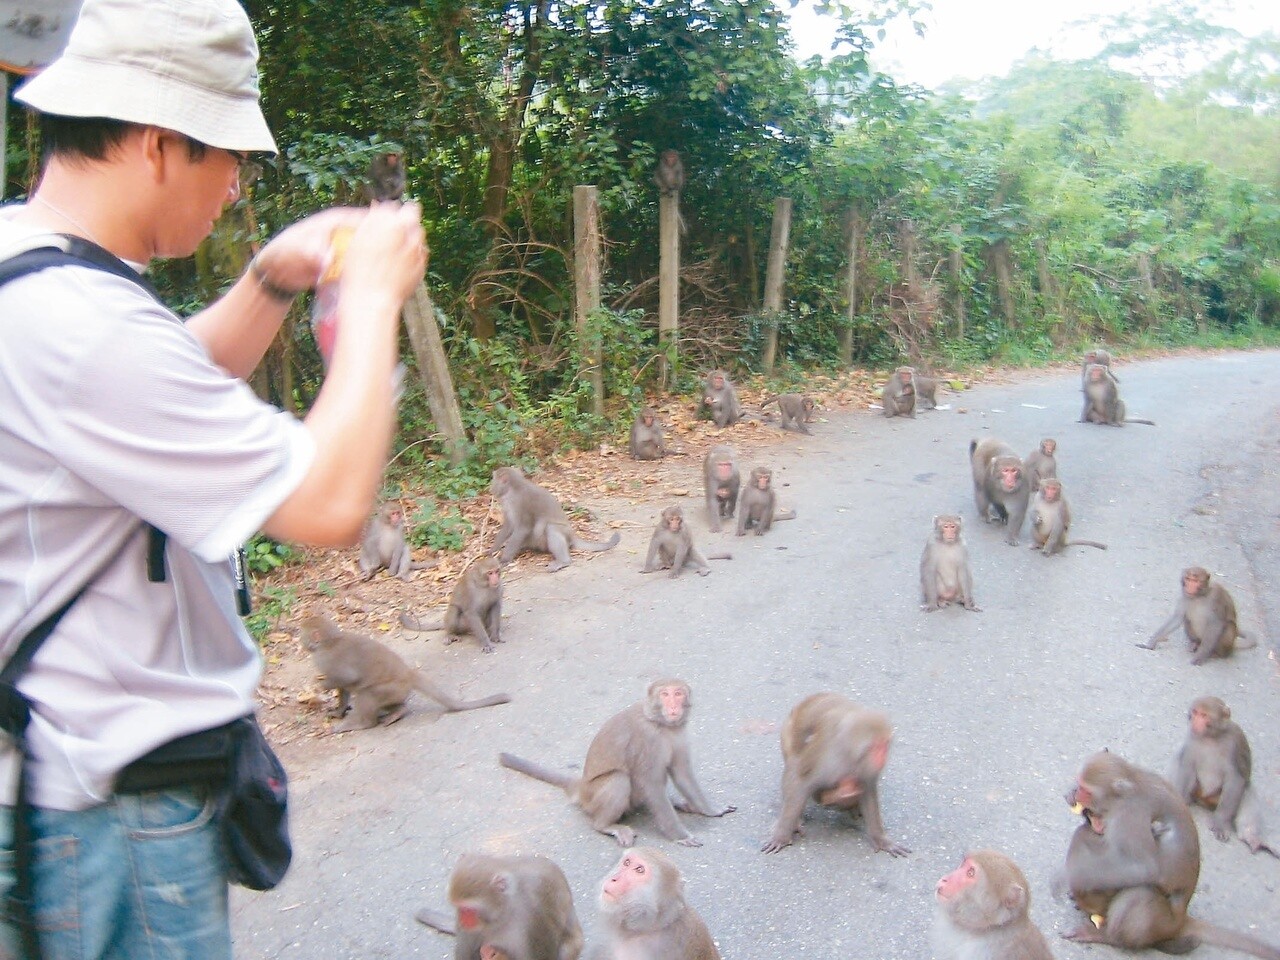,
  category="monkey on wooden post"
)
[1081,362,1155,426]
[915,374,939,410]
[761,692,910,856]
[920,515,980,612]
[881,366,917,418]
[490,466,620,572]
[931,850,1054,960]
[414,852,584,960]
[1028,478,1107,556]
[969,438,1030,545]
[654,150,686,196]
[1062,750,1280,958]
[1023,438,1057,492]
[629,407,667,460]
[499,679,735,847]
[702,445,739,533]
[642,506,731,578]
[698,370,743,428]
[588,847,721,960]
[1140,565,1255,664]
[399,557,504,654]
[760,393,814,434]
[359,502,435,580]
[1171,696,1276,856]
[366,150,407,203]
[298,613,510,732]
